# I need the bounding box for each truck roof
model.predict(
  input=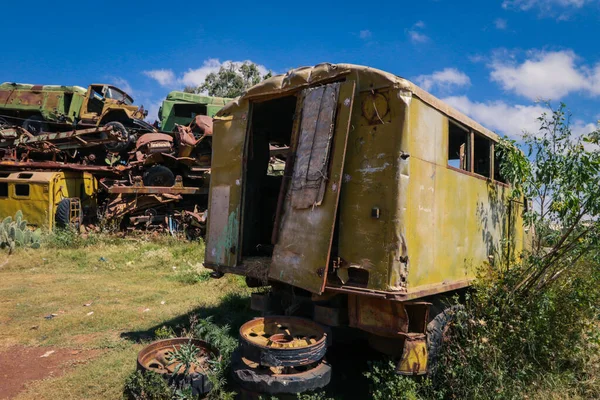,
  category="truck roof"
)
[0,82,87,94]
[165,91,232,105]
[220,63,499,142]
[0,170,63,184]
